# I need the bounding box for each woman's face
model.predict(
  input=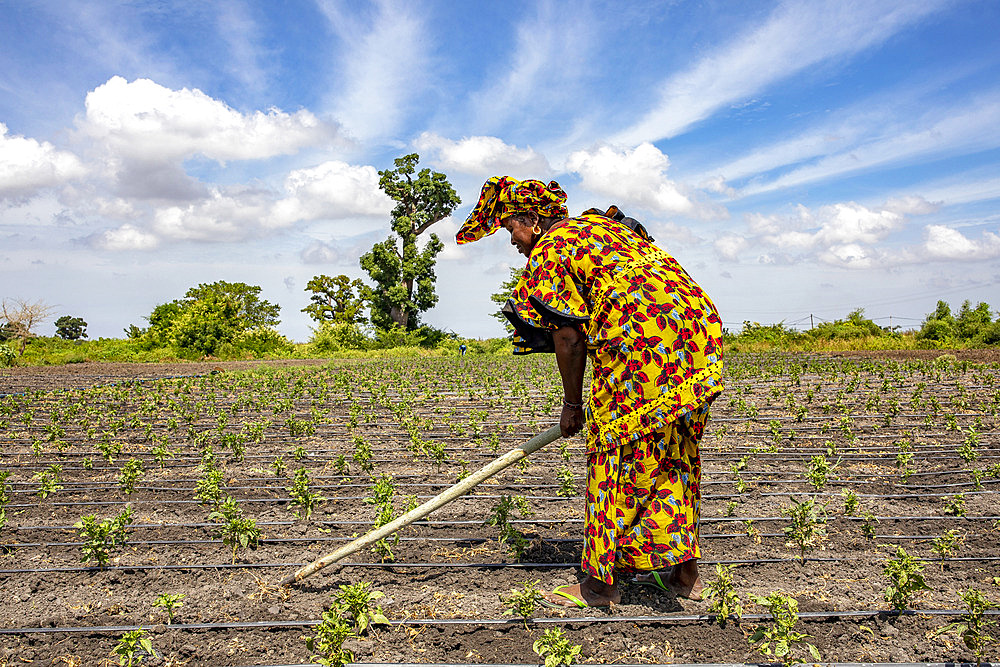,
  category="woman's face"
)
[501,213,537,257]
